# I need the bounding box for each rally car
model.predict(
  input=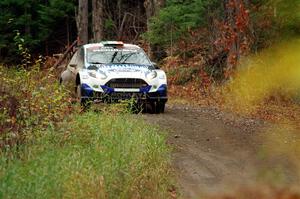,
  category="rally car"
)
[60,41,168,113]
